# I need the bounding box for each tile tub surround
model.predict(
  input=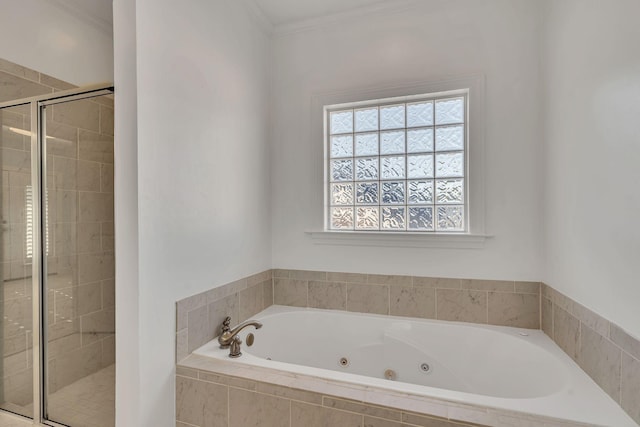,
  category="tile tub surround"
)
[175,270,273,361]
[542,284,640,425]
[273,270,541,329]
[176,357,601,427]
